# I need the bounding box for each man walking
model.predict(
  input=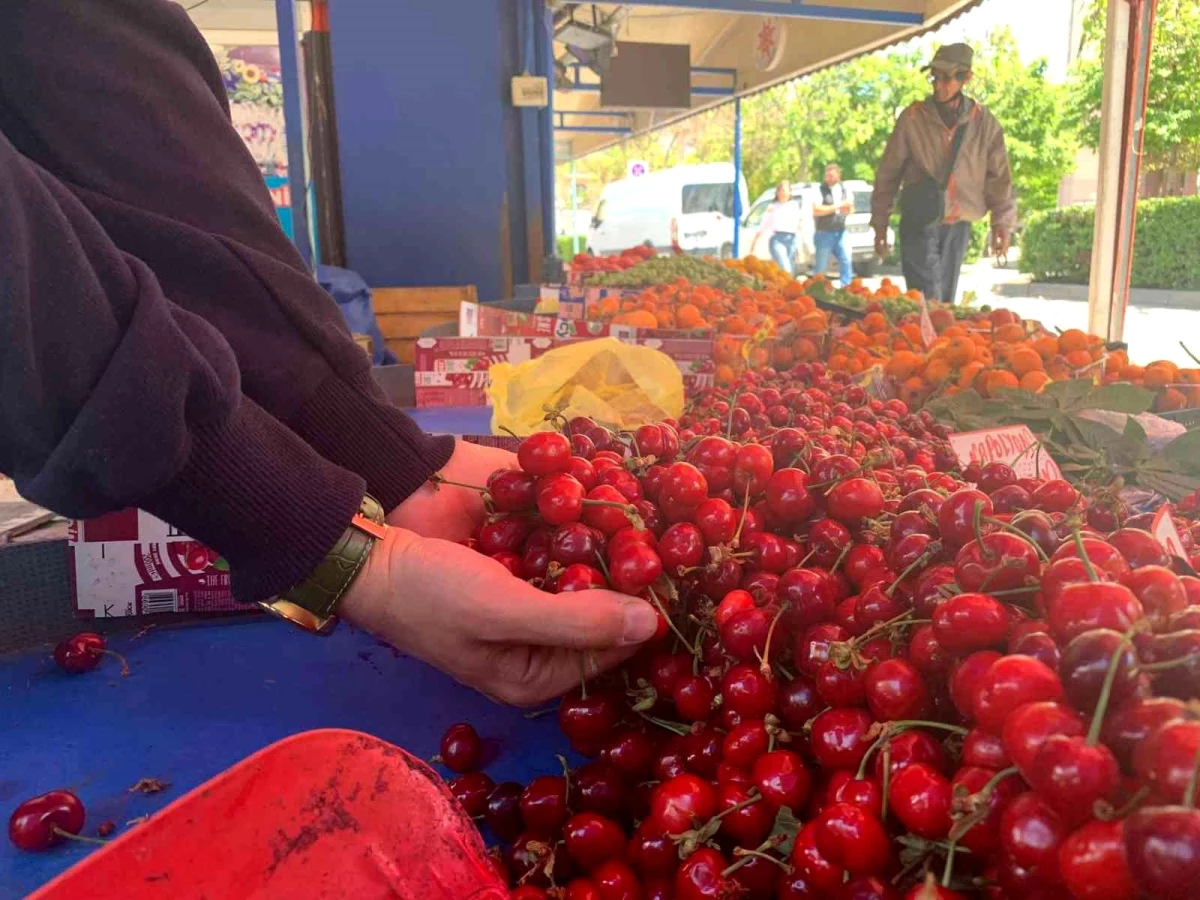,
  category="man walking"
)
[812,163,853,287]
[871,43,1016,304]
